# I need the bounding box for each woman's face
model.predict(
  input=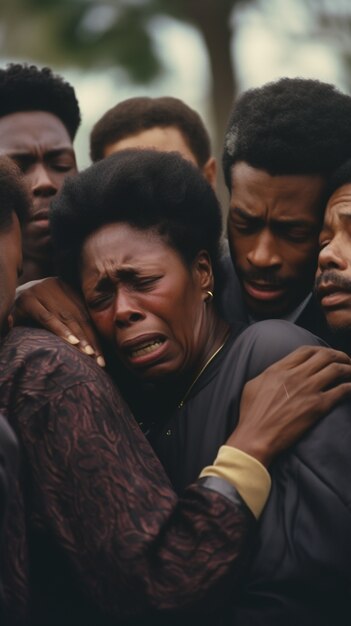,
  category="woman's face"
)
[80,223,213,380]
